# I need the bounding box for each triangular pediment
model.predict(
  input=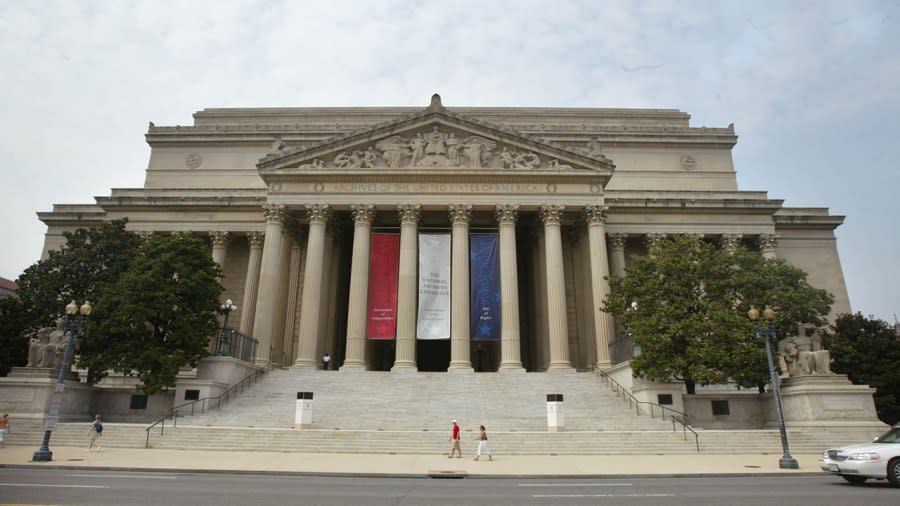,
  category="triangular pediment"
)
[257,95,615,177]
